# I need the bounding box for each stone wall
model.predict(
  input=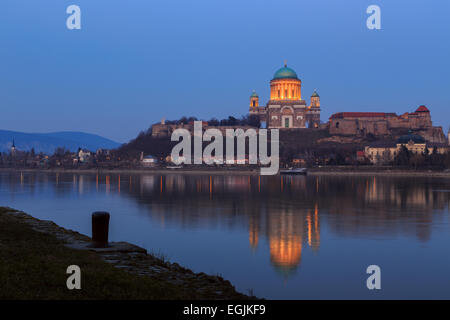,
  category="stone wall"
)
[417,127,447,144]
[328,109,436,140]
[151,123,260,138]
